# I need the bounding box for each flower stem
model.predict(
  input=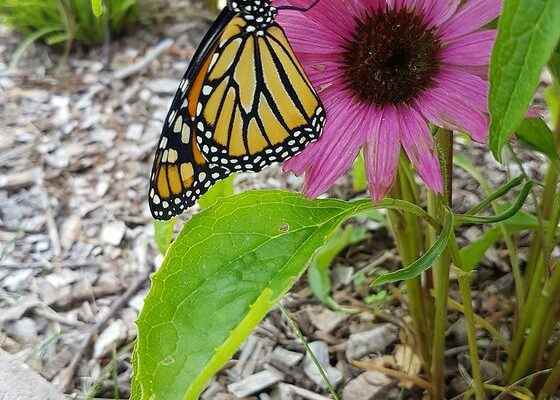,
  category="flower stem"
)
[509,261,560,383]
[429,128,453,399]
[388,157,431,367]
[507,97,560,379]
[448,235,486,400]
